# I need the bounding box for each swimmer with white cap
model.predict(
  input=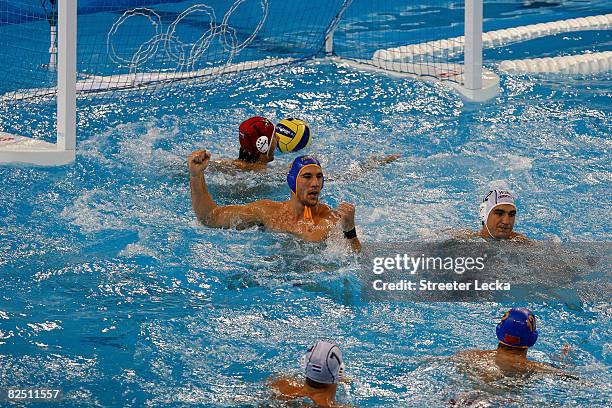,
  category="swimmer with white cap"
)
[477,189,528,240]
[454,308,575,381]
[188,151,361,251]
[456,189,528,241]
[269,340,348,407]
